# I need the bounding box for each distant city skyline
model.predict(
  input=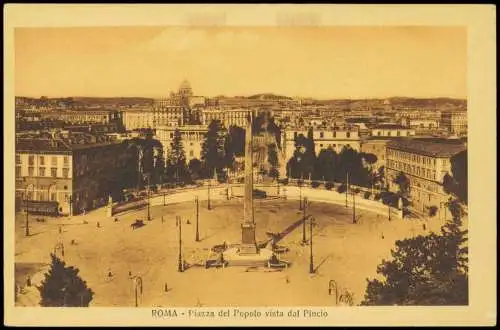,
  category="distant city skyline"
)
[15,26,466,100]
